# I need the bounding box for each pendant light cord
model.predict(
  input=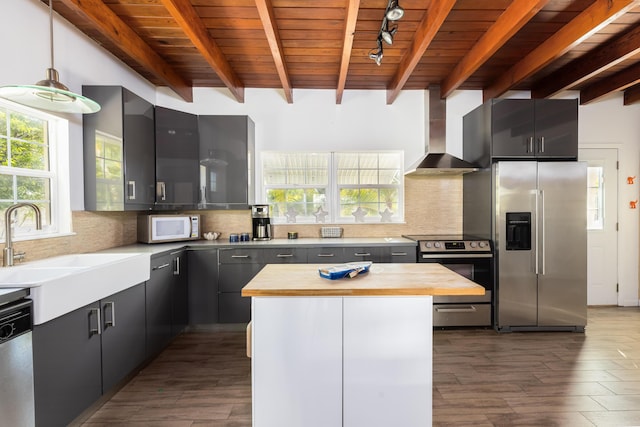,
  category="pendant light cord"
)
[48,0,55,69]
